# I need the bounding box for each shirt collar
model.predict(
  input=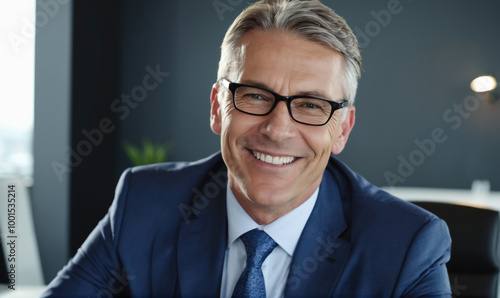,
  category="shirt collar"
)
[226,183,319,257]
